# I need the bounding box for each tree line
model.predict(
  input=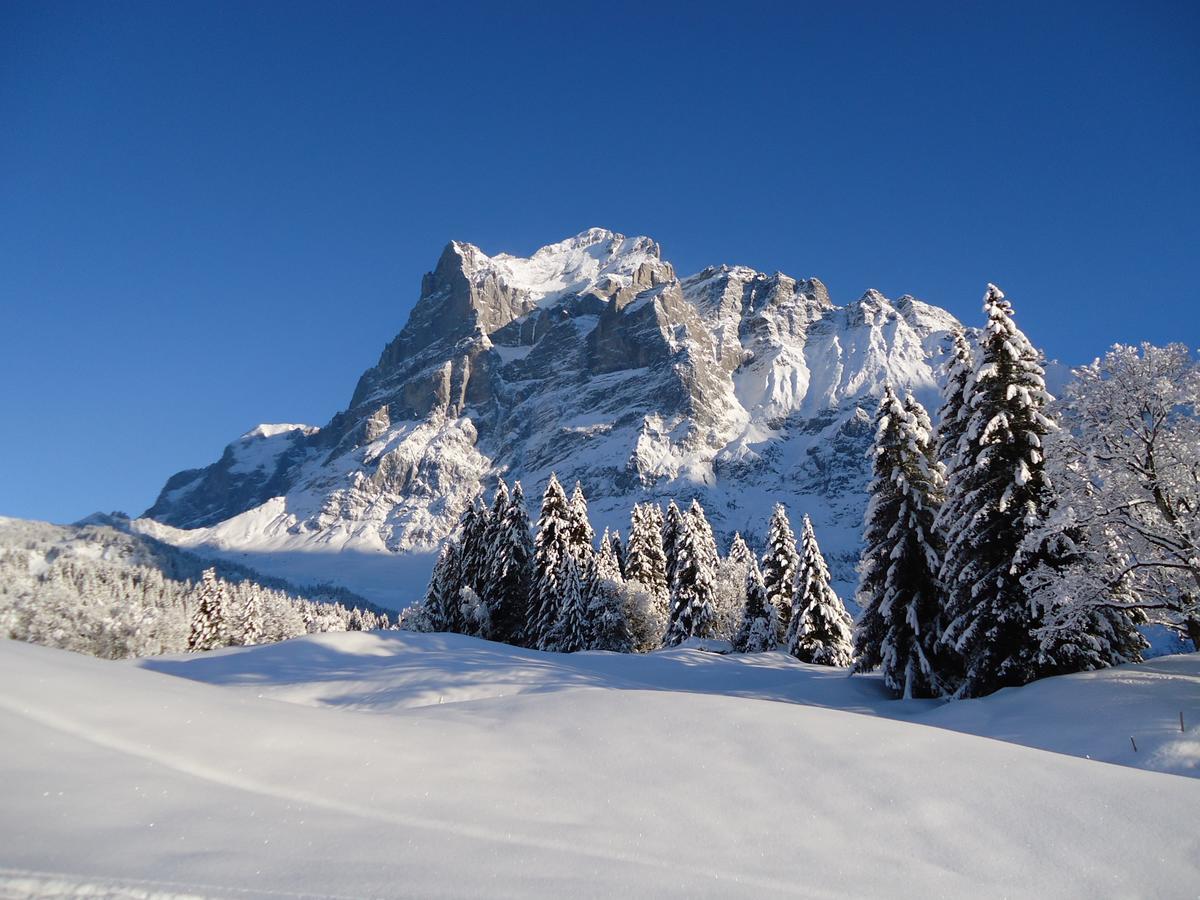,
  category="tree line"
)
[409,285,1200,699]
